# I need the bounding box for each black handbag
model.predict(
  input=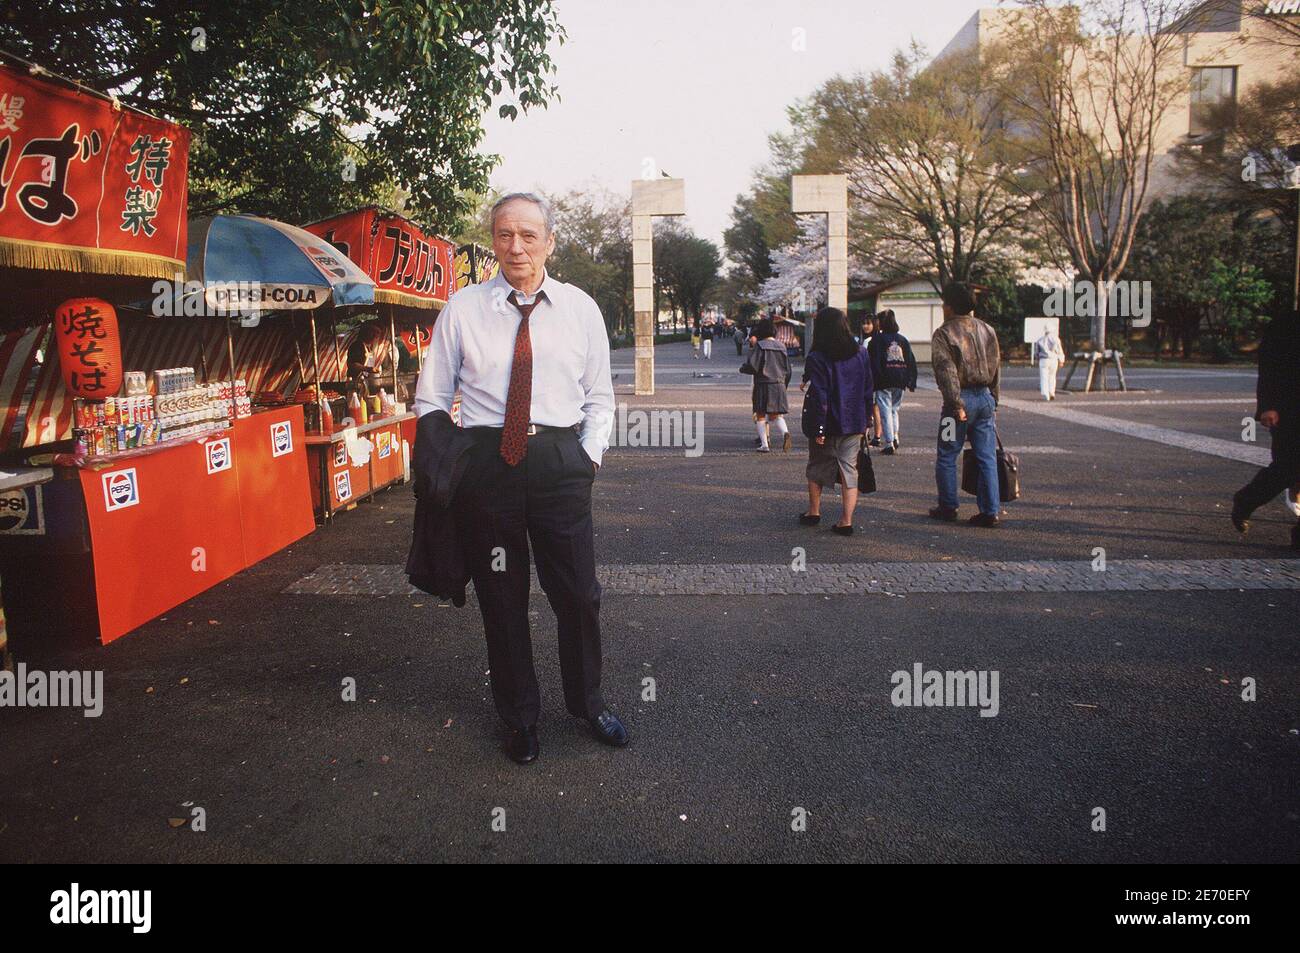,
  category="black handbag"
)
[962,434,1020,502]
[857,437,877,493]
